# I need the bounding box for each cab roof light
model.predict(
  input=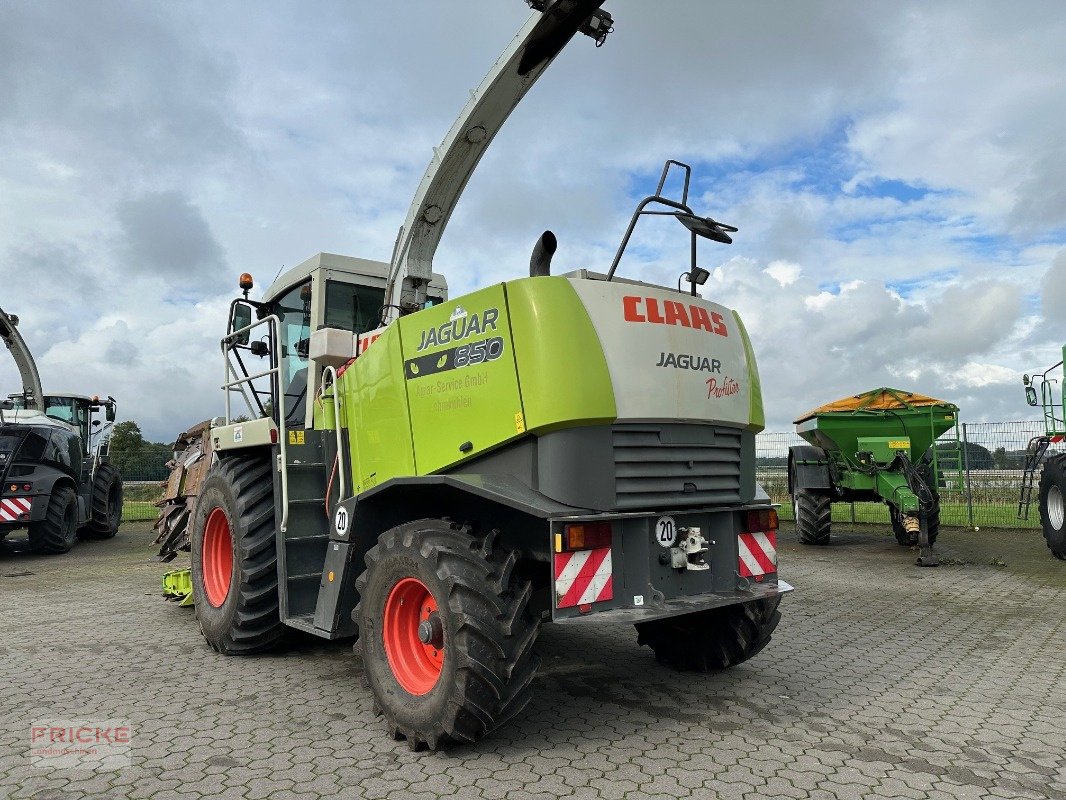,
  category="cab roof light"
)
[744,508,778,533]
